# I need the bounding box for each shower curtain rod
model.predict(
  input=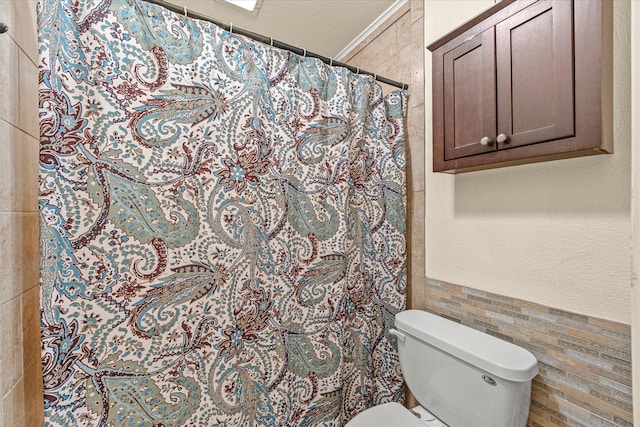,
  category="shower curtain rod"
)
[140,0,409,90]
